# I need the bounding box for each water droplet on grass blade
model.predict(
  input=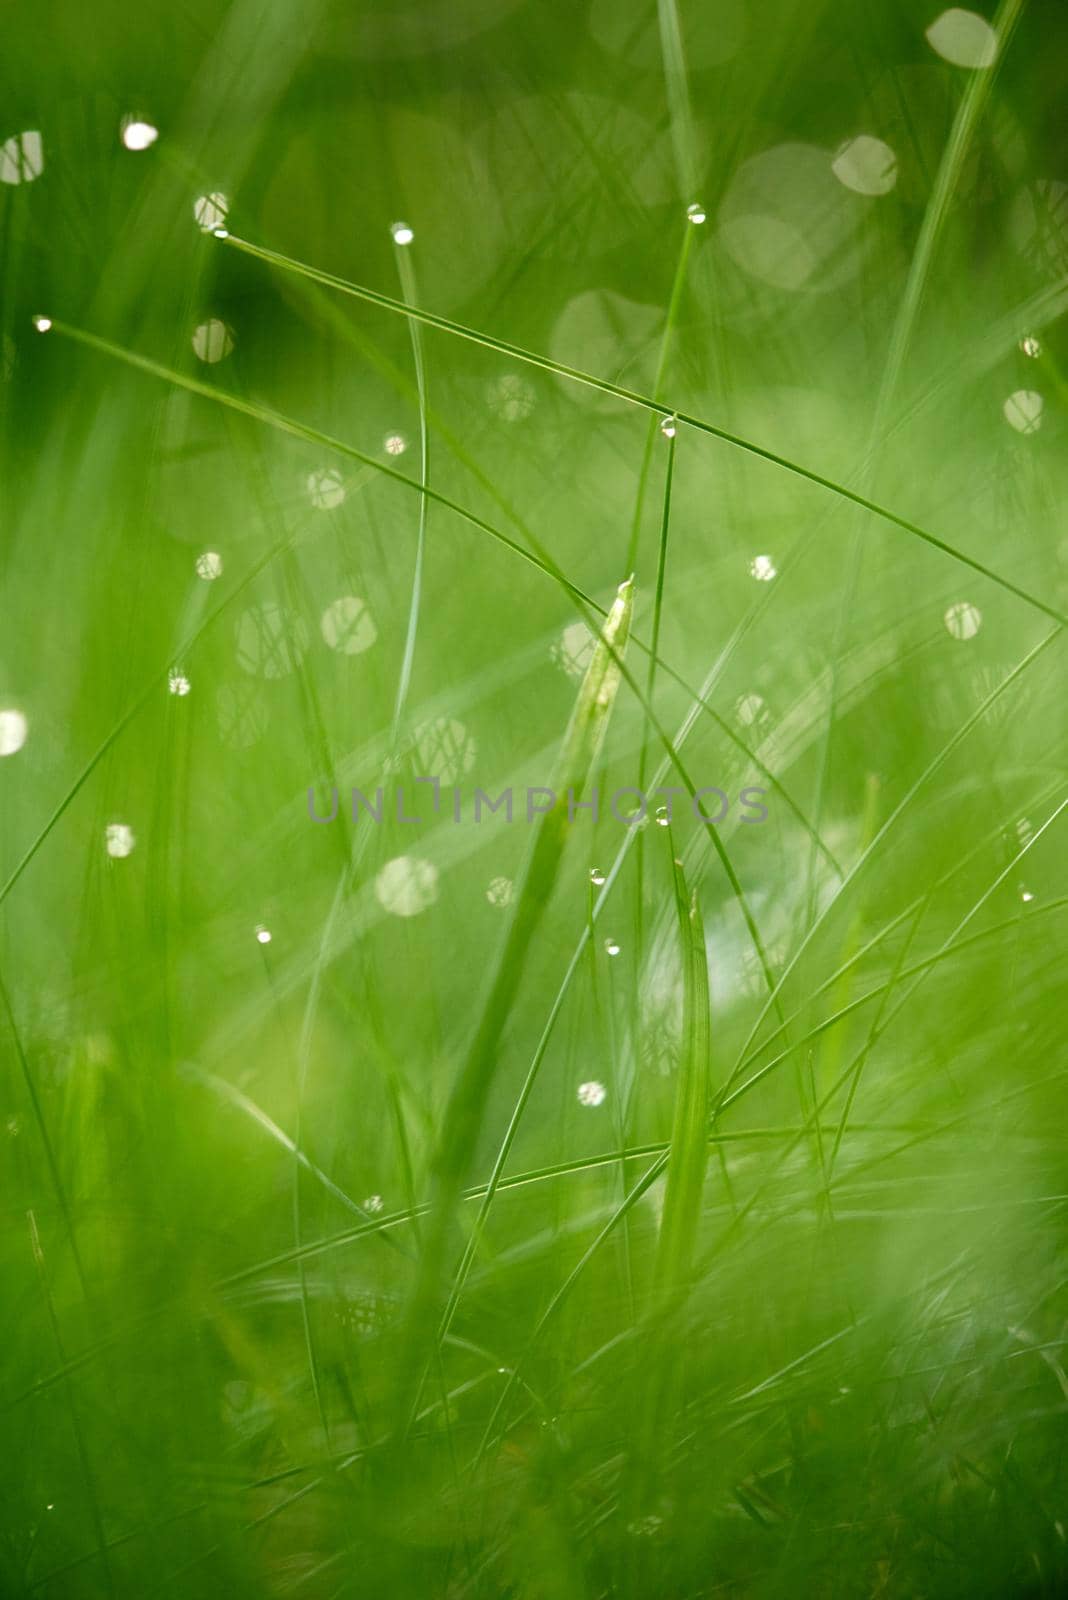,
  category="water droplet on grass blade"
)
[194,192,229,232]
[577,1080,607,1107]
[589,867,605,886]
[660,414,677,438]
[604,937,621,956]
[686,202,706,224]
[391,220,414,245]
